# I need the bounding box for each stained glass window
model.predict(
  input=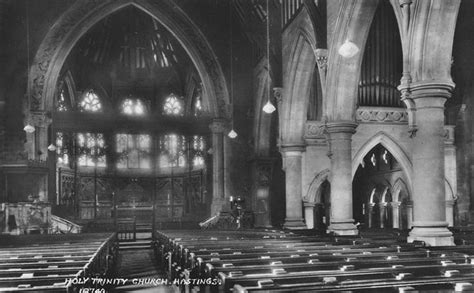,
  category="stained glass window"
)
[57,88,69,112]
[77,133,106,167]
[192,86,203,117]
[192,135,205,168]
[121,98,146,116]
[163,94,184,116]
[56,132,70,165]
[116,134,151,169]
[79,90,102,112]
[159,134,186,168]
